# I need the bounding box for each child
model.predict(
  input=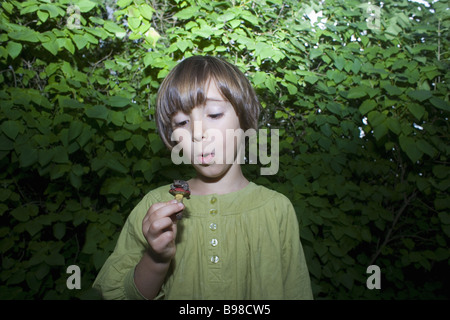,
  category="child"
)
[93,55,313,300]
